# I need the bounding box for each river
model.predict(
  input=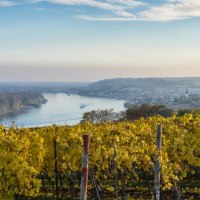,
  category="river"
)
[0,93,125,127]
